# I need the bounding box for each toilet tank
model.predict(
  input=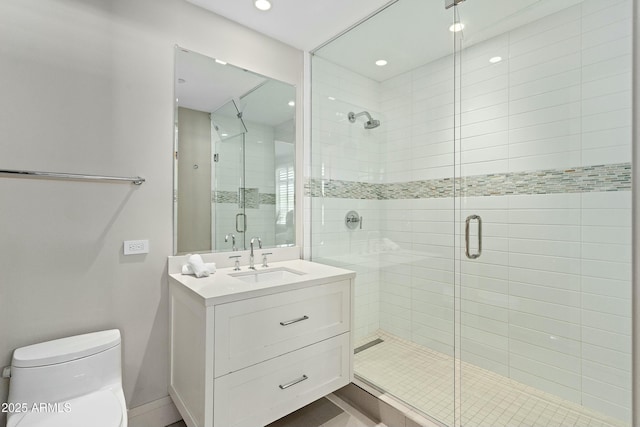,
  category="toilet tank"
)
[8,330,122,406]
